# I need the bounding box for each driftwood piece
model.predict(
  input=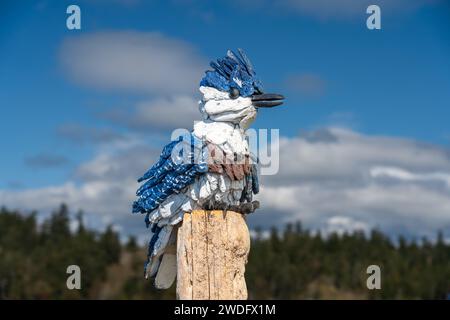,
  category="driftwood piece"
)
[176,210,250,300]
